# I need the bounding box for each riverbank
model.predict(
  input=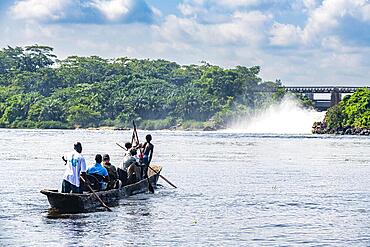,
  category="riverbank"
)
[89,122,224,131]
[312,88,370,135]
[312,121,370,135]
[9,117,226,131]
